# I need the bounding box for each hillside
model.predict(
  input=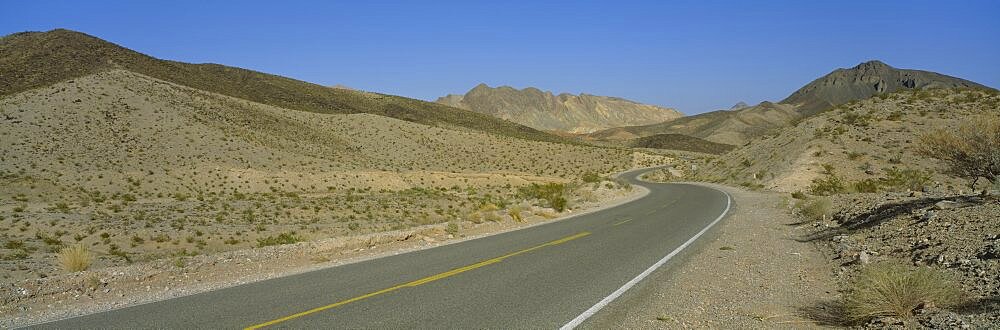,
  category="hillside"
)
[628,134,735,155]
[590,102,799,145]
[588,61,993,146]
[690,88,1000,192]
[0,69,673,282]
[0,29,564,143]
[436,84,682,133]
